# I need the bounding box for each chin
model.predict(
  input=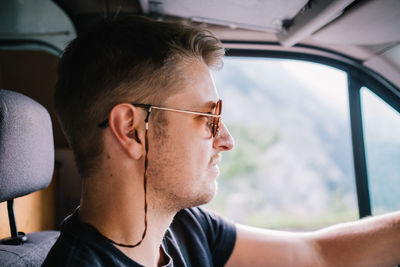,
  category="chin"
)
[194,180,218,206]
[207,180,218,201]
[177,180,217,210]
